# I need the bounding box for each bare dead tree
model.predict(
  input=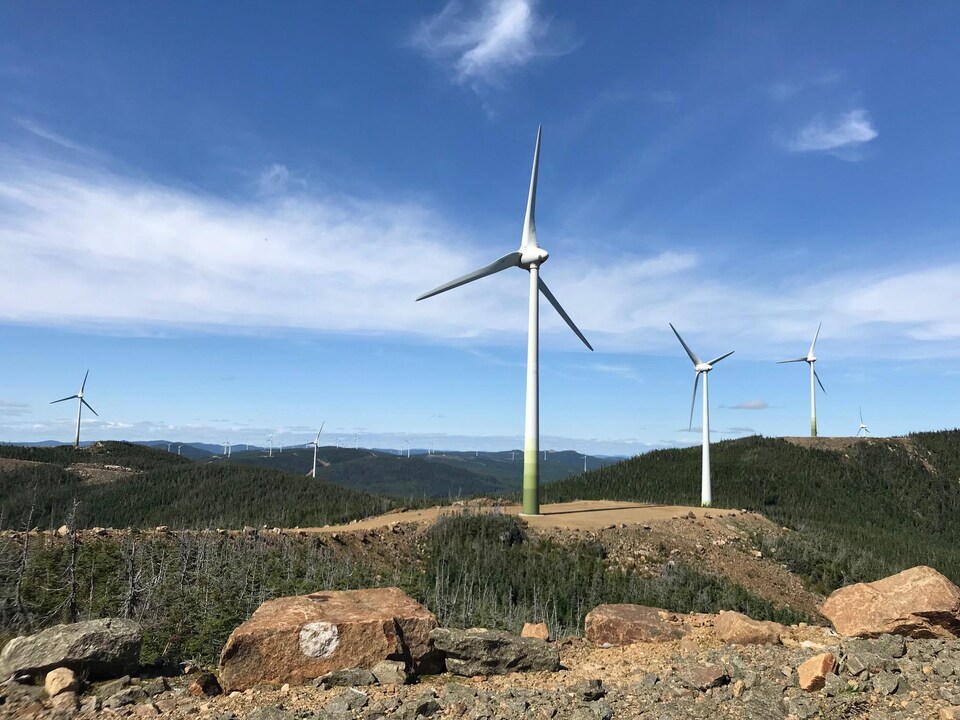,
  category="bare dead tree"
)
[13,507,34,632]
